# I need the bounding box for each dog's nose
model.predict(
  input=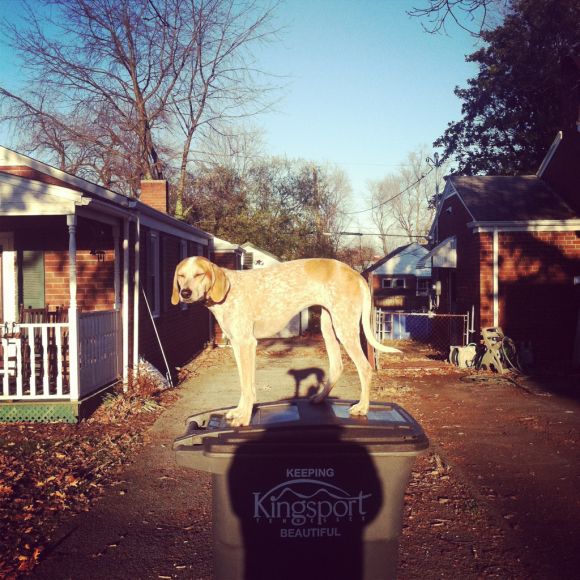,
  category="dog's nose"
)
[180,288,192,300]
